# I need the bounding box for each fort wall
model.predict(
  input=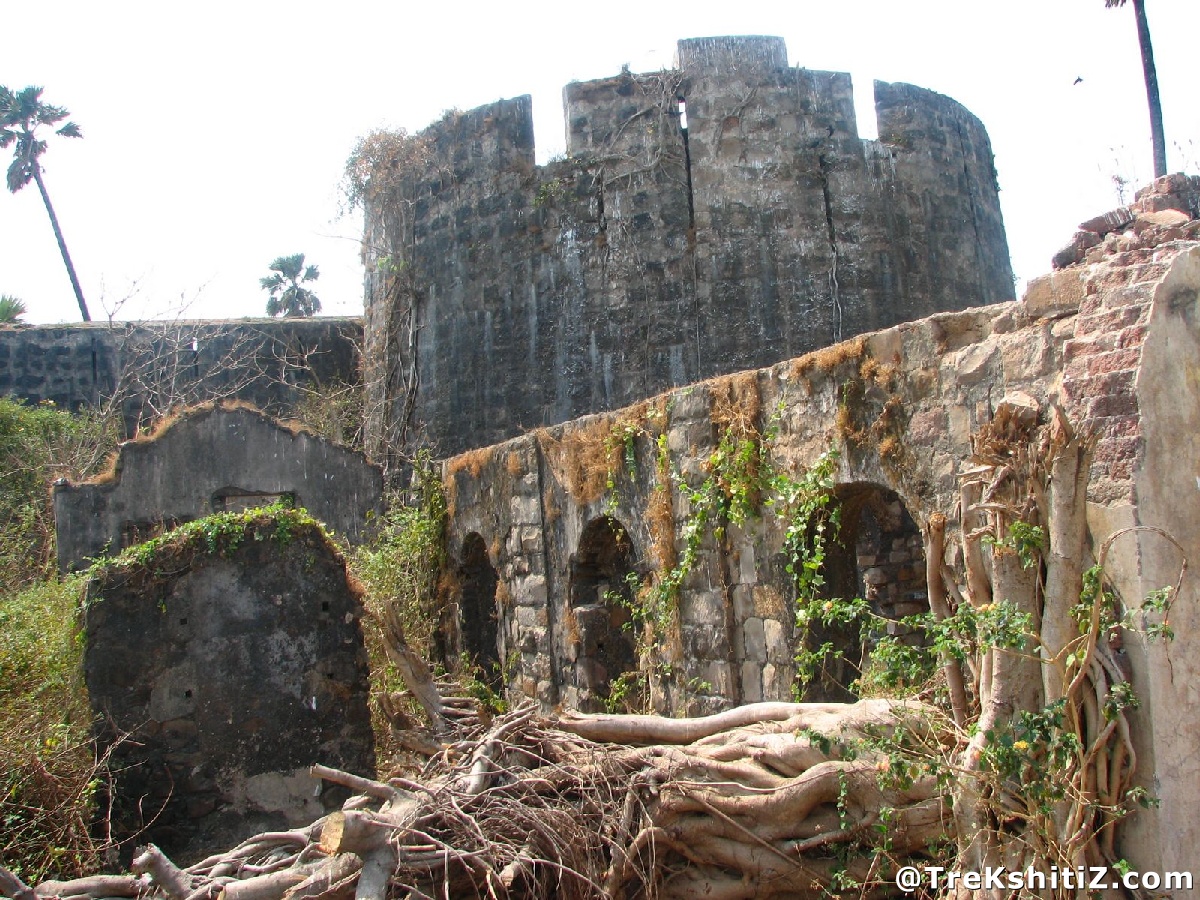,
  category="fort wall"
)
[435,180,1200,874]
[0,317,362,433]
[363,35,1013,464]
